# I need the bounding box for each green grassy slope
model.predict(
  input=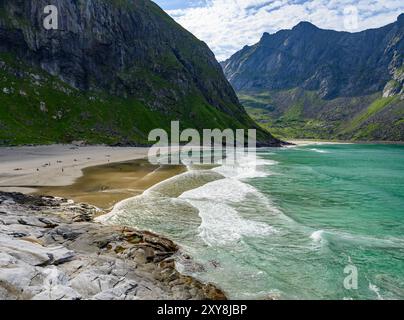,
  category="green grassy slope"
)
[0,53,262,145]
[241,89,404,141]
